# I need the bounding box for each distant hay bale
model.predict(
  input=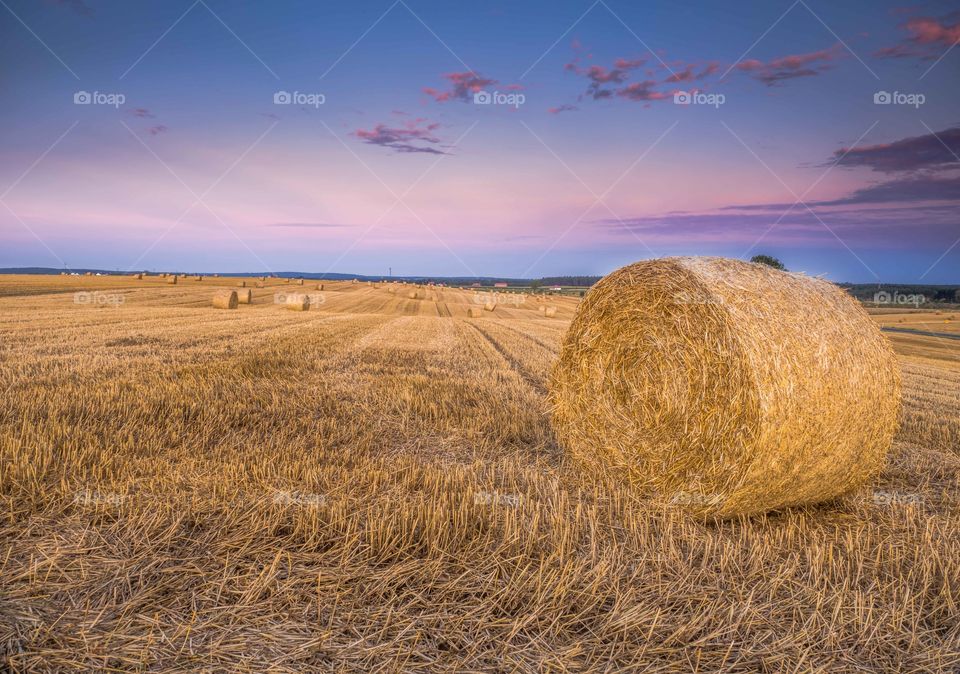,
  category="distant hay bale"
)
[408,291,419,299]
[483,301,495,312]
[167,276,178,285]
[133,273,143,280]
[212,290,238,309]
[317,283,324,291]
[194,275,203,281]
[256,281,265,288]
[85,272,92,276]
[296,279,304,286]
[286,293,310,311]
[238,280,246,287]
[541,306,558,317]
[237,289,252,304]
[550,256,901,518]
